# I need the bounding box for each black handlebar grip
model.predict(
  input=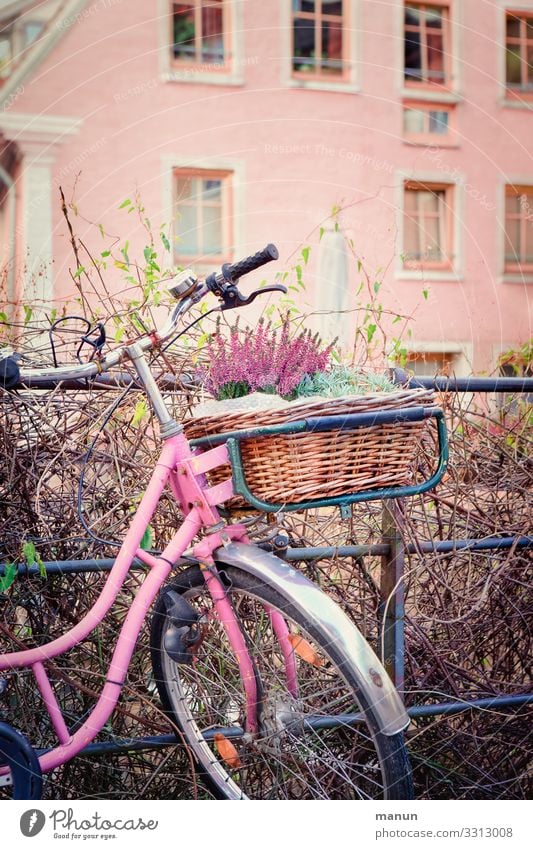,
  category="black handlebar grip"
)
[224,244,279,281]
